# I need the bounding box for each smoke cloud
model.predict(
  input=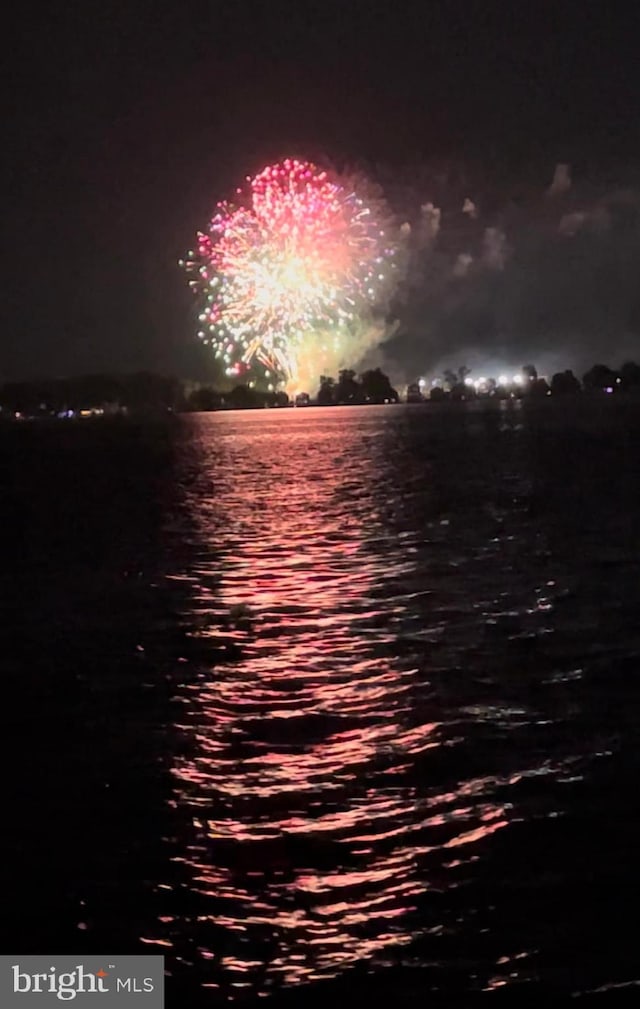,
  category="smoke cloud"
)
[377,161,640,382]
[547,163,572,197]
